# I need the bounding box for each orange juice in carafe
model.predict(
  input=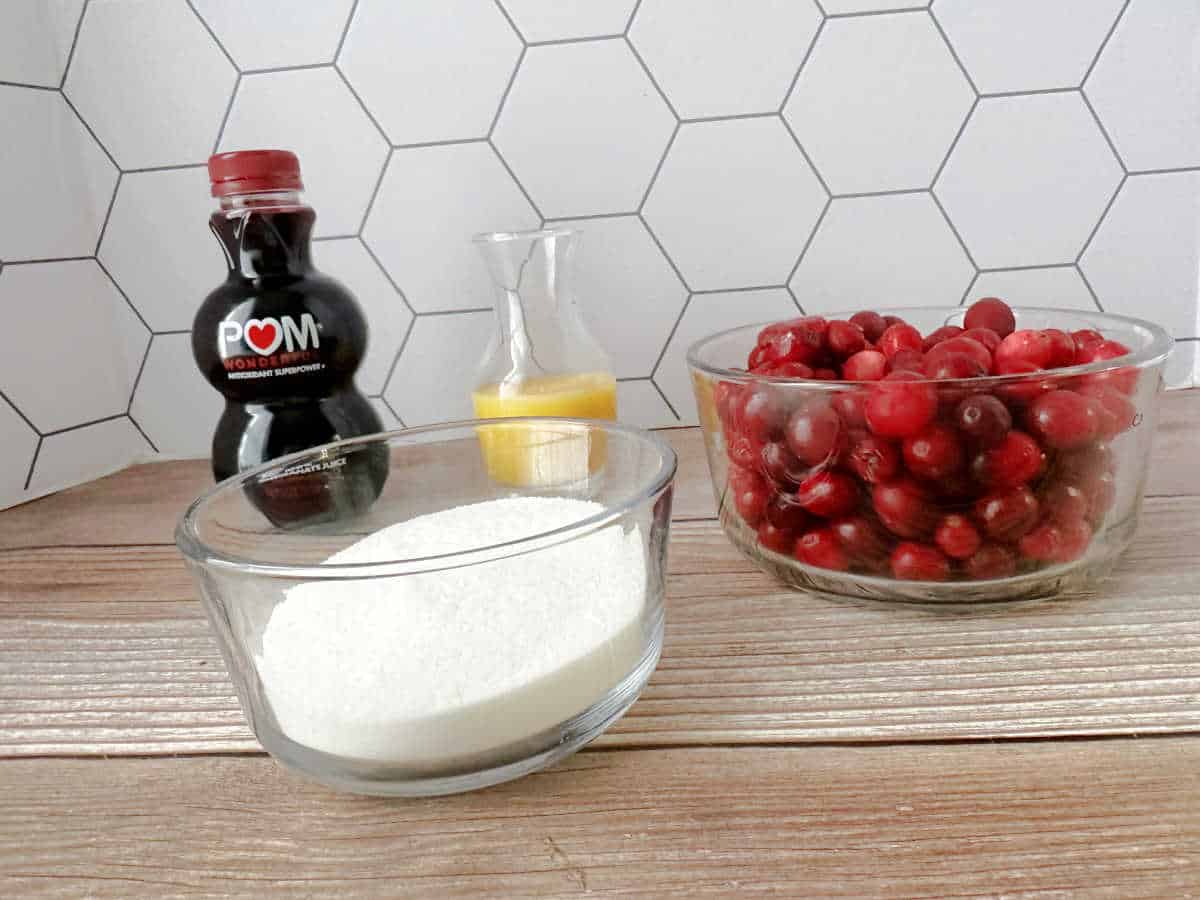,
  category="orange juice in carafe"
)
[472,228,616,487]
